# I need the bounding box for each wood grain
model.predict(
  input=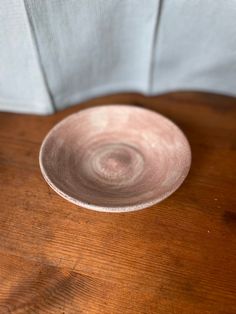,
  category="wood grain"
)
[0,92,236,313]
